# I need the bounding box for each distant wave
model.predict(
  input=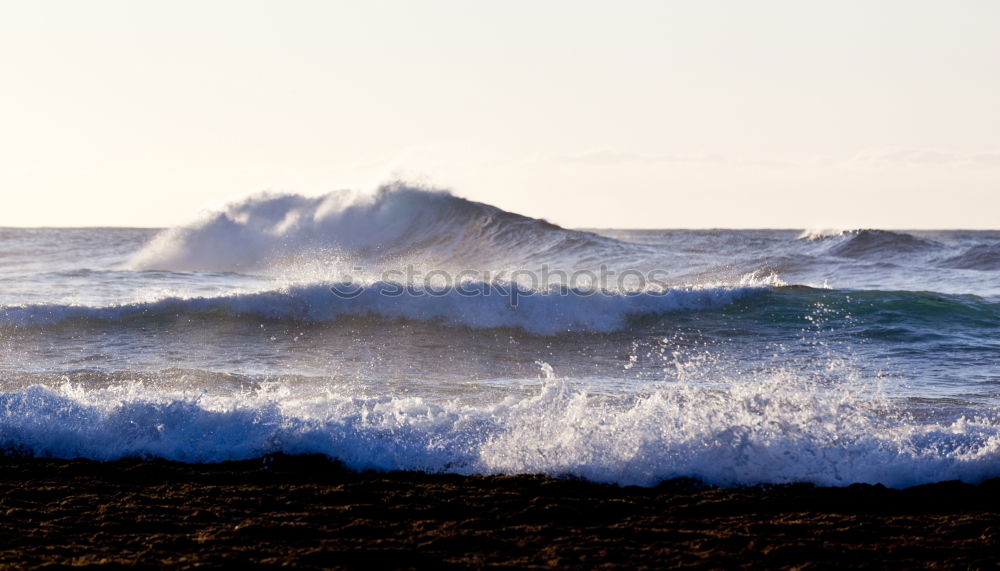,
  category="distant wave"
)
[0,282,764,335]
[798,229,1000,272]
[3,374,1000,487]
[802,229,943,259]
[129,184,628,273]
[937,243,1000,271]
